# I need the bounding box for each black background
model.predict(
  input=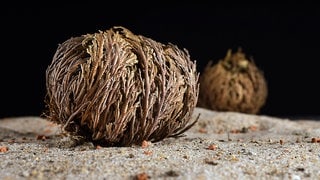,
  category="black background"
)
[1,3,319,119]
